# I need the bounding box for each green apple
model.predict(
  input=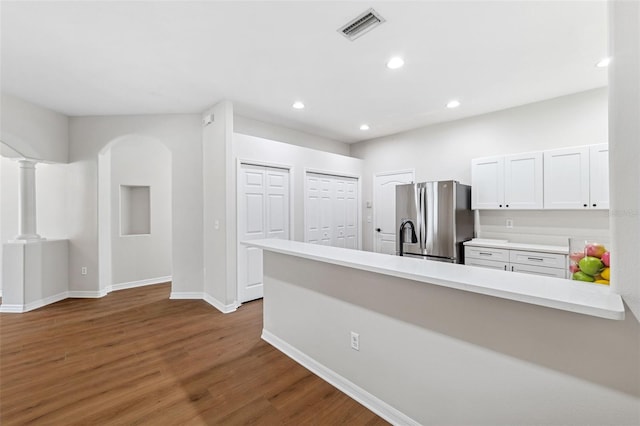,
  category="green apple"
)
[573,271,595,282]
[578,256,604,276]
